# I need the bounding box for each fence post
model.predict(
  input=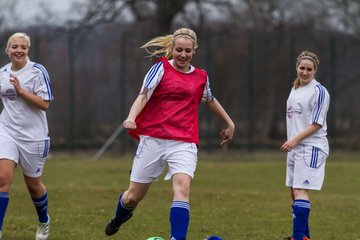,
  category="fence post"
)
[119,33,127,152]
[247,34,254,151]
[289,35,295,83]
[119,34,126,124]
[68,32,75,152]
[329,37,337,149]
[33,33,40,62]
[205,32,213,149]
